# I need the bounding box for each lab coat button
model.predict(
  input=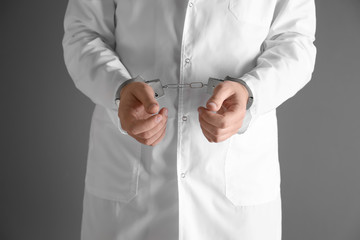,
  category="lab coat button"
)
[181,173,186,178]
[189,2,193,7]
[182,116,187,121]
[185,58,191,64]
